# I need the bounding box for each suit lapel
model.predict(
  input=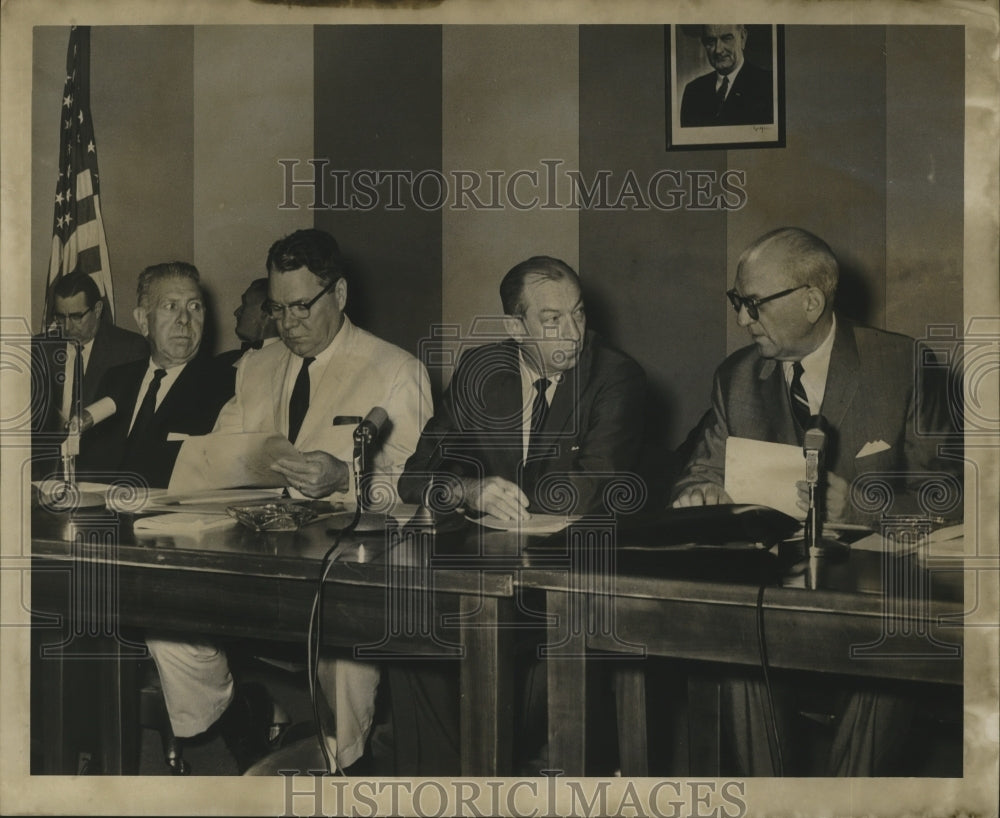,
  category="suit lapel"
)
[543,338,587,436]
[819,319,860,432]
[756,357,799,444]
